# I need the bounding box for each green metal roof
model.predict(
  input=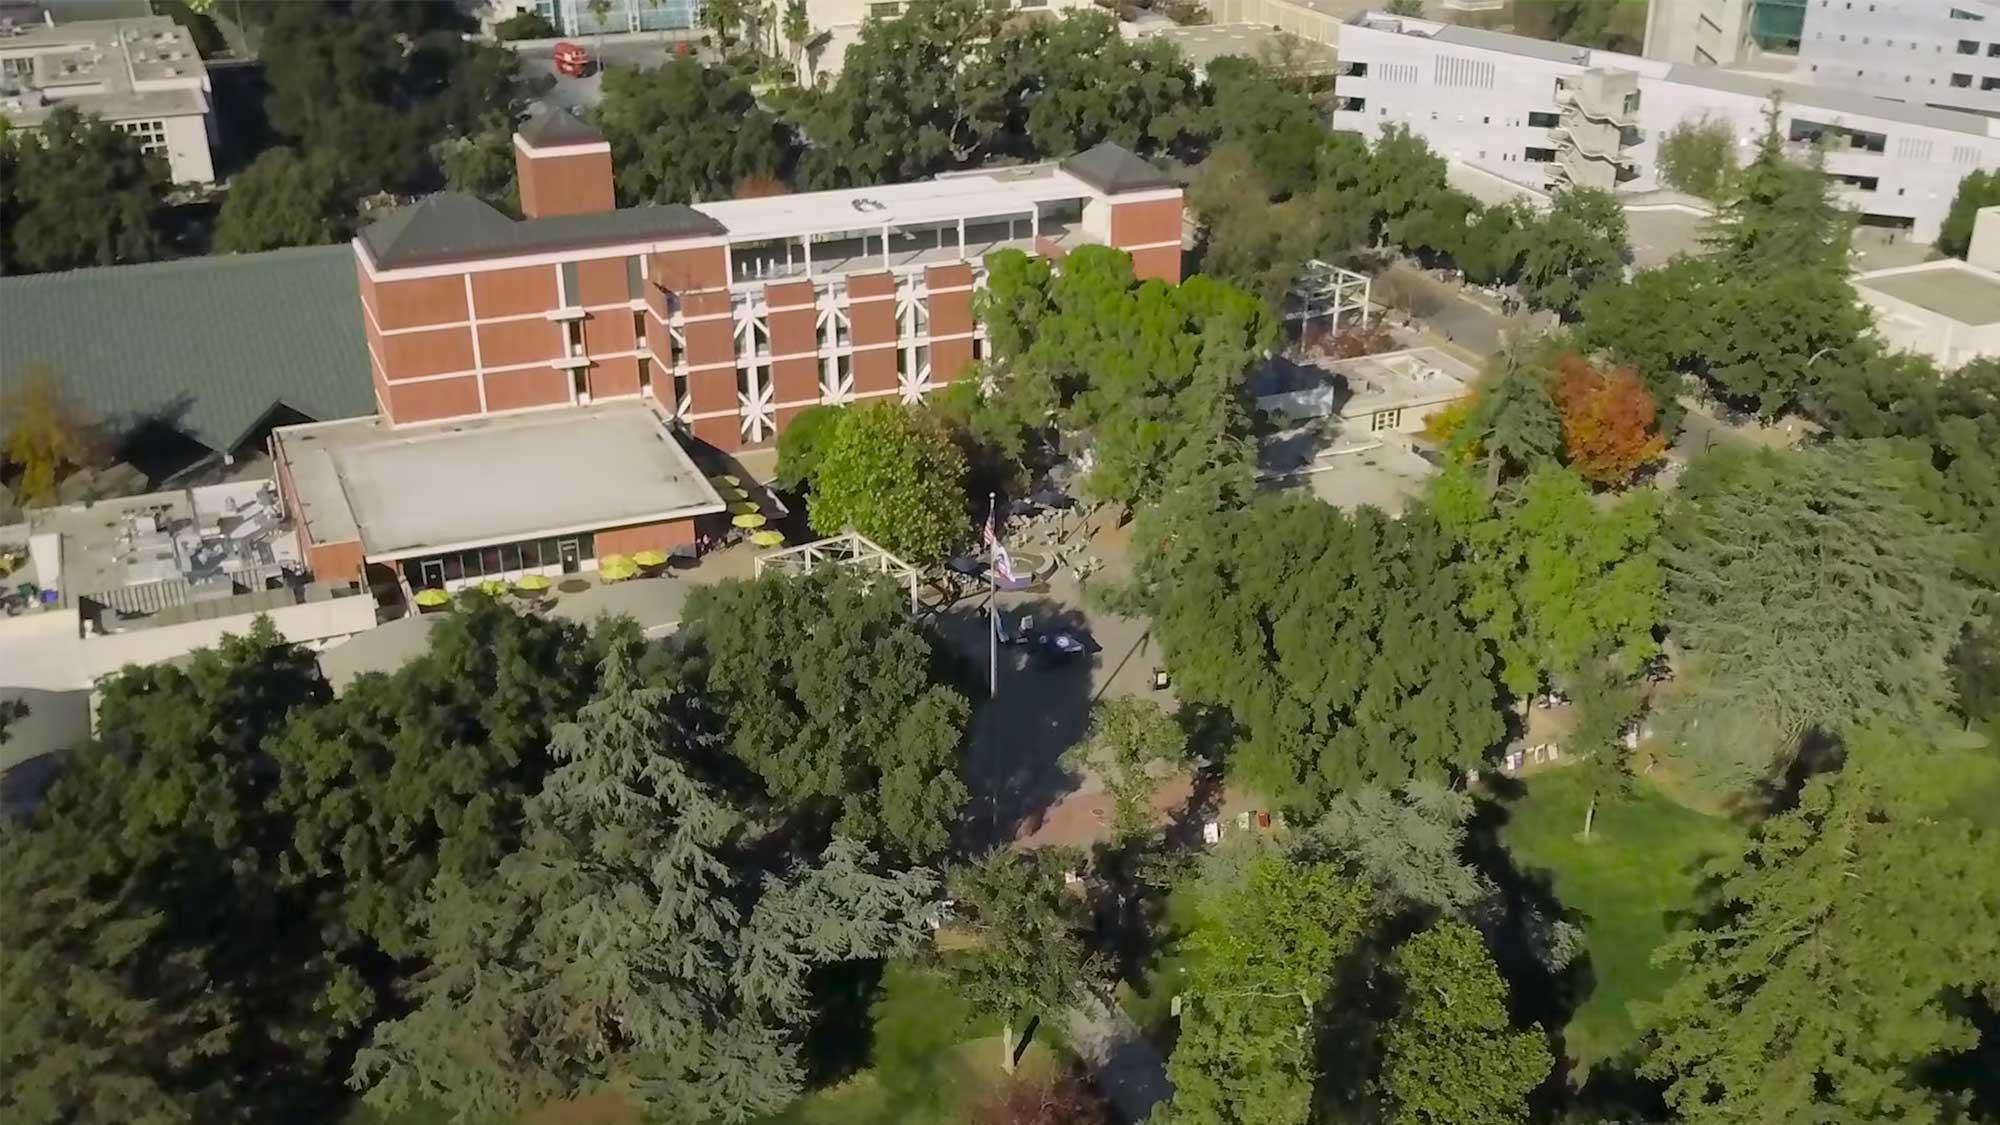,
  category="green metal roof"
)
[0,245,375,454]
